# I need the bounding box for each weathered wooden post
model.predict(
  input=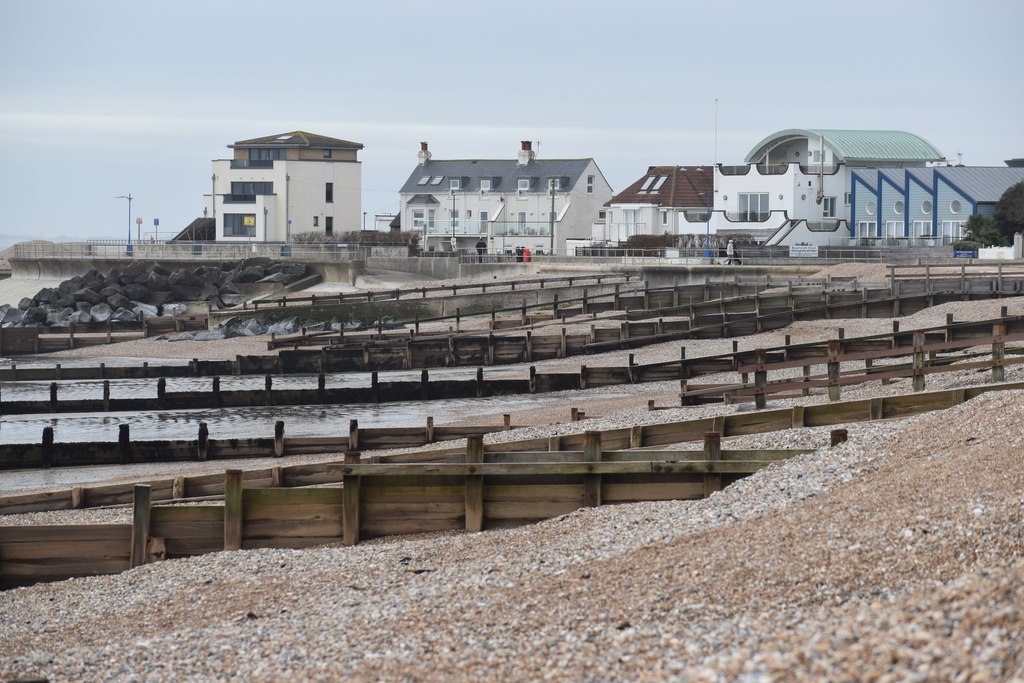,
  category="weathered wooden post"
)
[421,369,430,400]
[212,376,221,408]
[529,365,537,394]
[224,470,243,551]
[130,484,152,568]
[342,451,361,546]
[476,367,484,397]
[371,371,380,402]
[503,414,511,431]
[157,377,167,410]
[49,382,58,413]
[827,339,842,402]
[103,380,110,412]
[274,420,285,457]
[992,322,1006,383]
[583,431,602,508]
[754,348,767,410]
[118,423,131,465]
[425,416,434,443]
[830,428,849,447]
[580,364,588,390]
[264,375,273,406]
[702,432,722,497]
[348,419,359,451]
[197,422,209,461]
[912,331,926,392]
[41,426,54,468]
[465,435,485,533]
